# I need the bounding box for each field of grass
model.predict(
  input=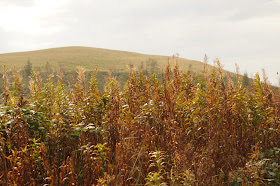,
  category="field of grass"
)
[0,62,279,185]
[0,46,215,73]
